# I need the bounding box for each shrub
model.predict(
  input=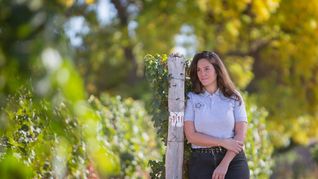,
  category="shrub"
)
[0,88,160,178]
